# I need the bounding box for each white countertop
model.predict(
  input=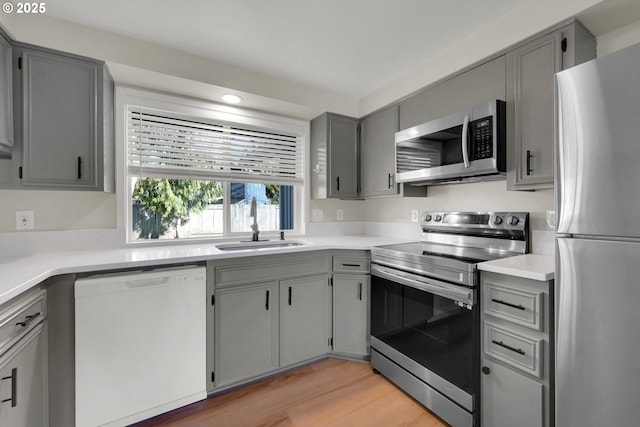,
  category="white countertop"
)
[0,235,410,306]
[478,254,555,281]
